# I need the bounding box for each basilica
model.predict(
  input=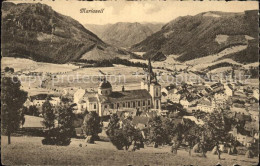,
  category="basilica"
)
[74,59,161,116]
